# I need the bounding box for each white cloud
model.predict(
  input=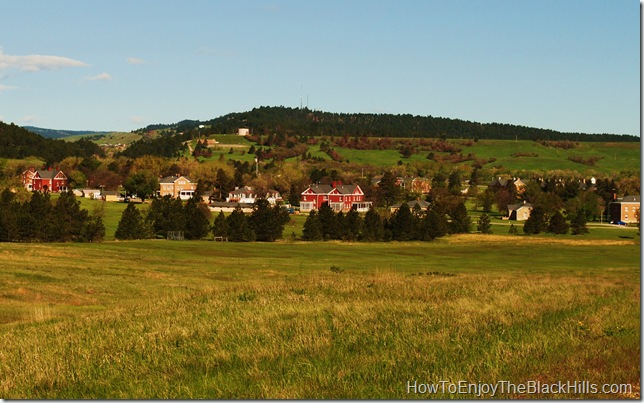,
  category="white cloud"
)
[85,72,112,81]
[126,57,146,65]
[21,115,37,123]
[0,84,17,91]
[0,49,87,73]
